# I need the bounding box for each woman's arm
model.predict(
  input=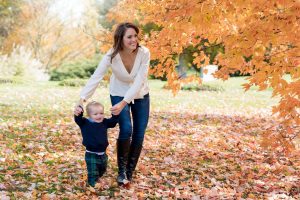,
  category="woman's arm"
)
[74,99,85,116]
[79,50,112,101]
